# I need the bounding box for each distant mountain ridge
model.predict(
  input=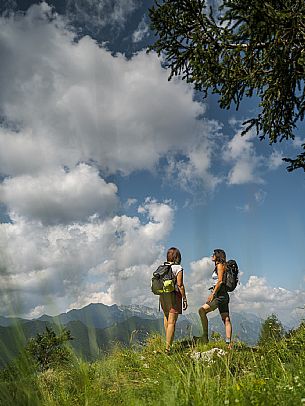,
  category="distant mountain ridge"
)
[0,303,264,368]
[36,303,162,329]
[0,315,30,327]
